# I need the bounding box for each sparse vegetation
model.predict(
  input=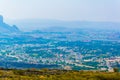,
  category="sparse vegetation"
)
[0,68,120,80]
